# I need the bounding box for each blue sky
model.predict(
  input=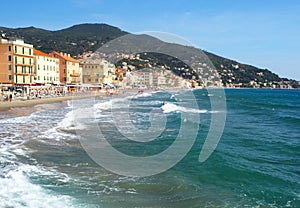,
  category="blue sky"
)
[1,0,299,80]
